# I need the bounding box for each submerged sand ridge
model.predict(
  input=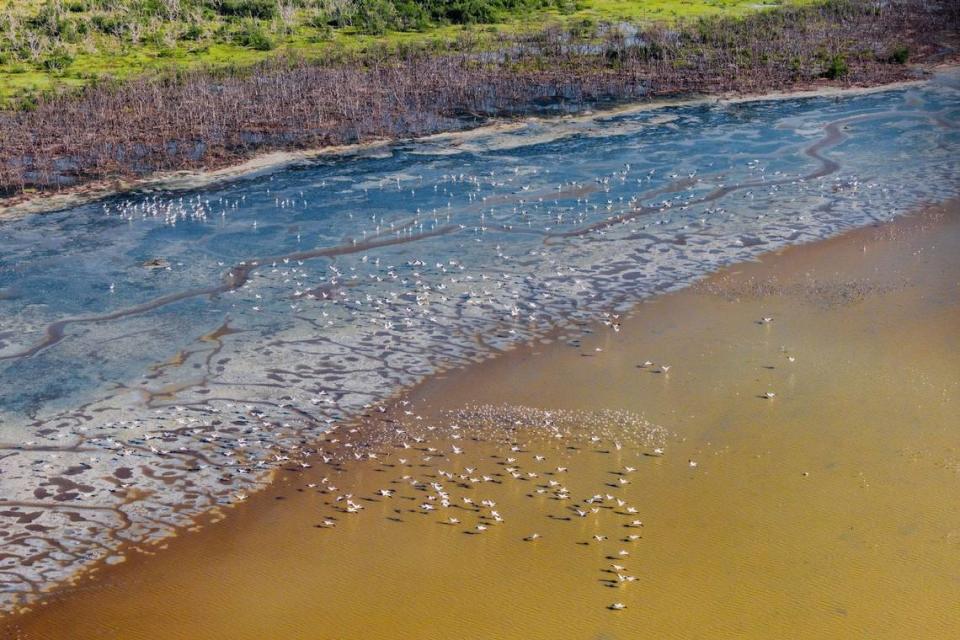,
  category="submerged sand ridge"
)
[3,199,958,639]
